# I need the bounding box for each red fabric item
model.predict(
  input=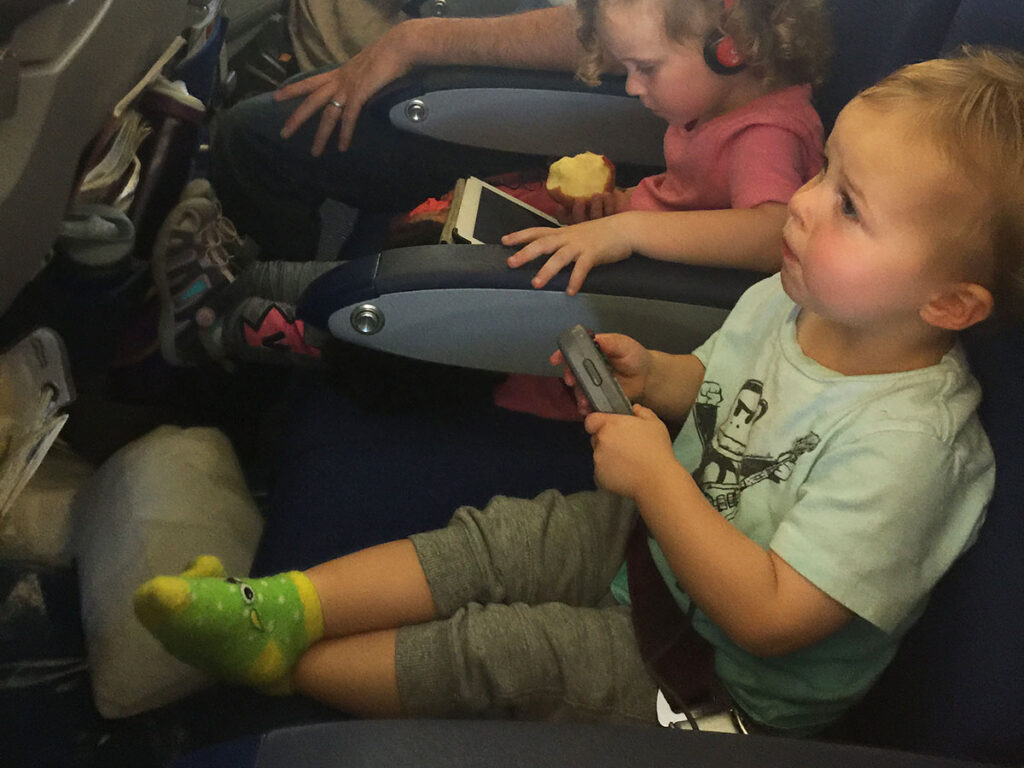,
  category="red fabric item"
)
[493,374,582,421]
